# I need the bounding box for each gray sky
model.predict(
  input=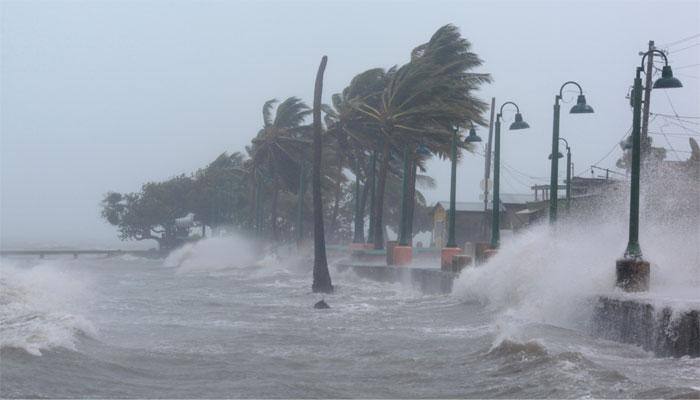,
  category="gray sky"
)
[1,0,699,248]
